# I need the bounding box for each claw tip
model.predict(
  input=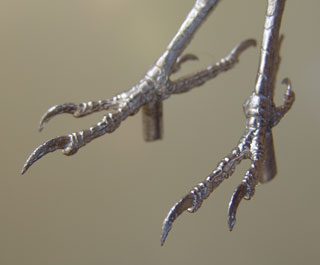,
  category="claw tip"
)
[20,153,37,175]
[248,39,257,47]
[20,164,28,175]
[228,216,236,231]
[160,220,171,246]
[39,116,48,131]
